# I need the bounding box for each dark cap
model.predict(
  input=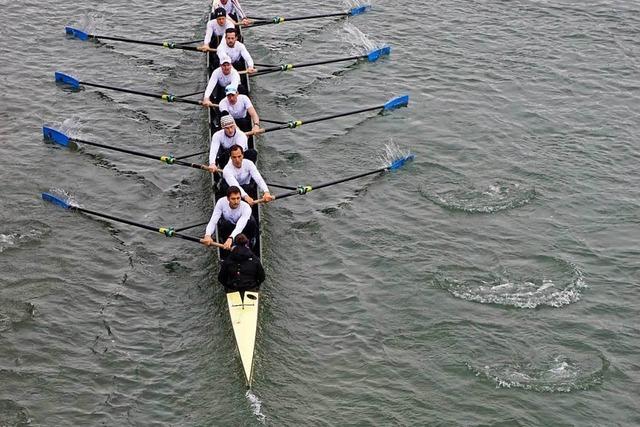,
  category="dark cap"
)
[214,7,226,18]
